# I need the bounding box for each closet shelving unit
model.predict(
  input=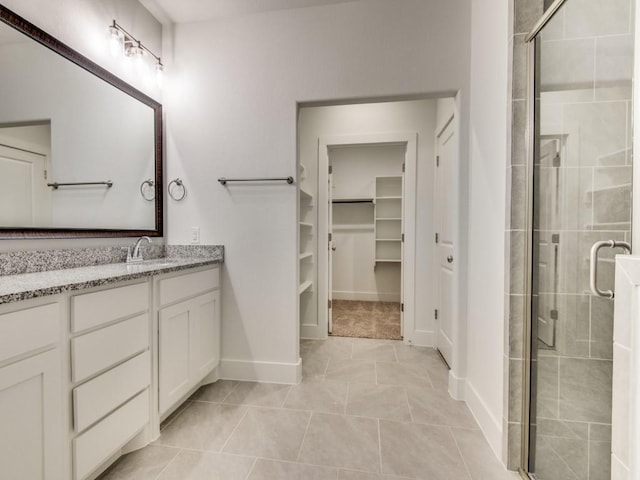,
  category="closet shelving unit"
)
[299,169,314,296]
[374,176,403,265]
